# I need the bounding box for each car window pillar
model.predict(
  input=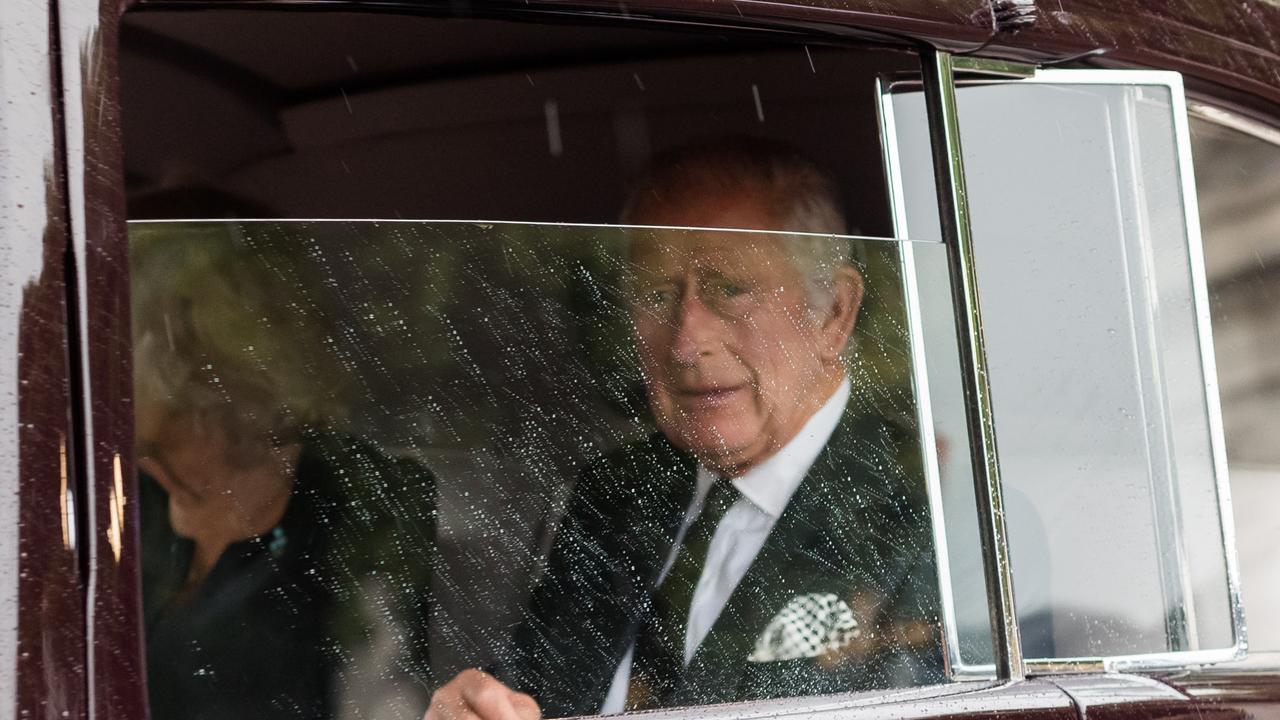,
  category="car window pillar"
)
[919,48,1025,682]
